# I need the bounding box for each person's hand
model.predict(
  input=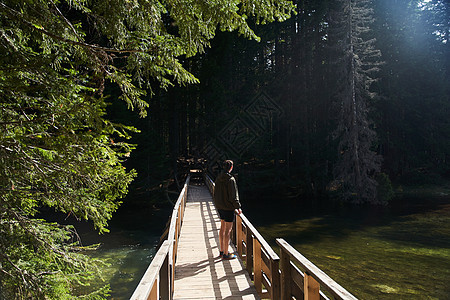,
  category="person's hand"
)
[235,208,242,215]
